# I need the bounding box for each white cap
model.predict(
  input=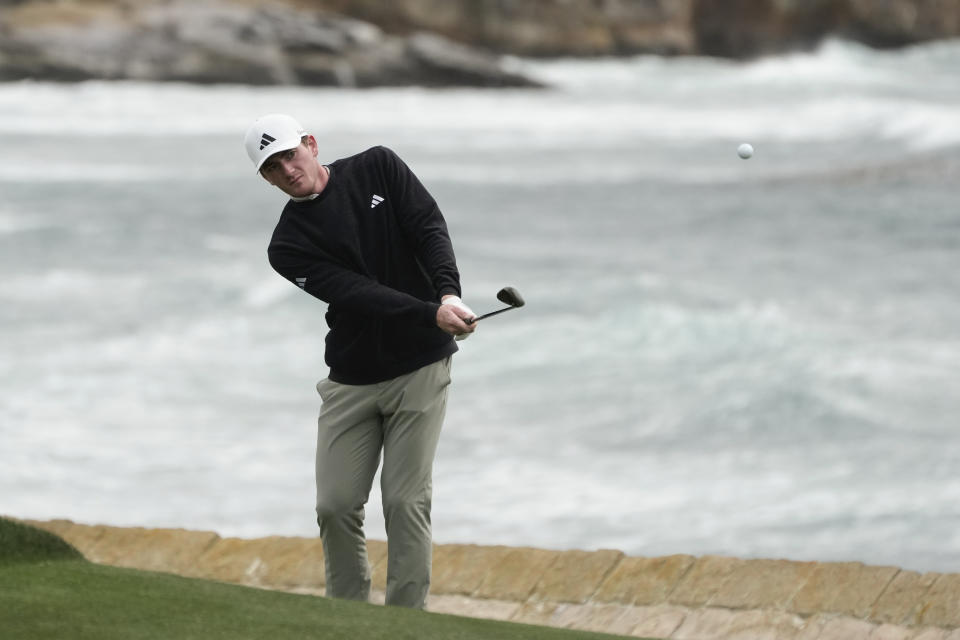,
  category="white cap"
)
[243,113,307,172]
